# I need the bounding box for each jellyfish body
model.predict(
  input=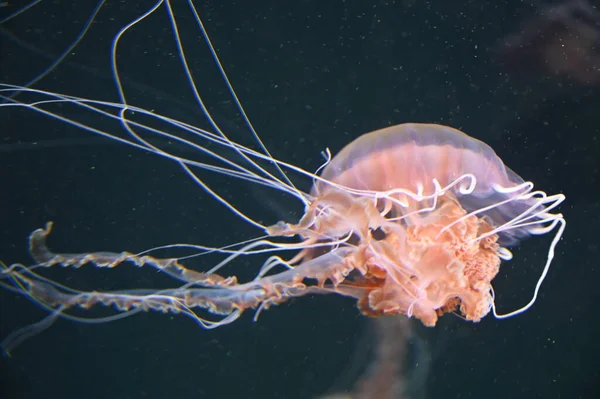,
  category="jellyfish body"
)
[0,123,565,353]
[299,123,560,325]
